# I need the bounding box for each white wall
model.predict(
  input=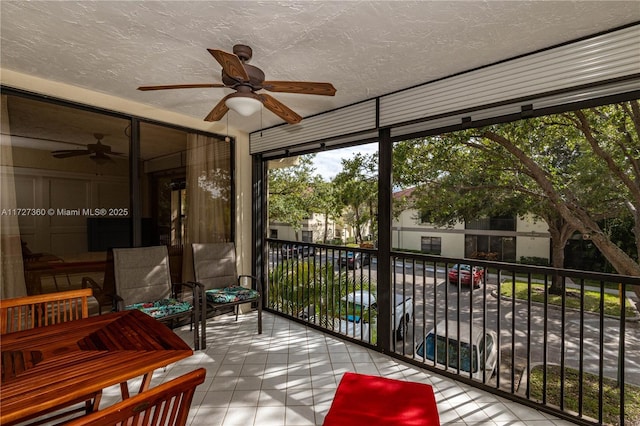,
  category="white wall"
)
[13,167,128,257]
